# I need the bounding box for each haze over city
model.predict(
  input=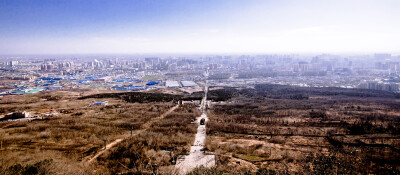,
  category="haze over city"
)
[1,1,400,175]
